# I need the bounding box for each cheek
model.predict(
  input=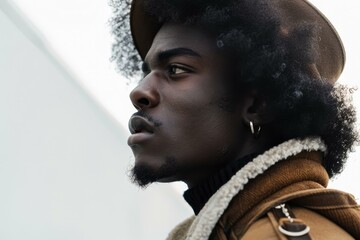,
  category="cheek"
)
[163,105,241,162]
[164,85,238,141]
[158,78,241,162]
